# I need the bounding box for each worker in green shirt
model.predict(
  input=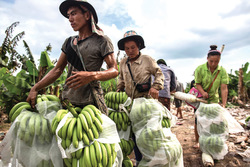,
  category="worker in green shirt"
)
[193,45,229,148]
[195,45,229,107]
